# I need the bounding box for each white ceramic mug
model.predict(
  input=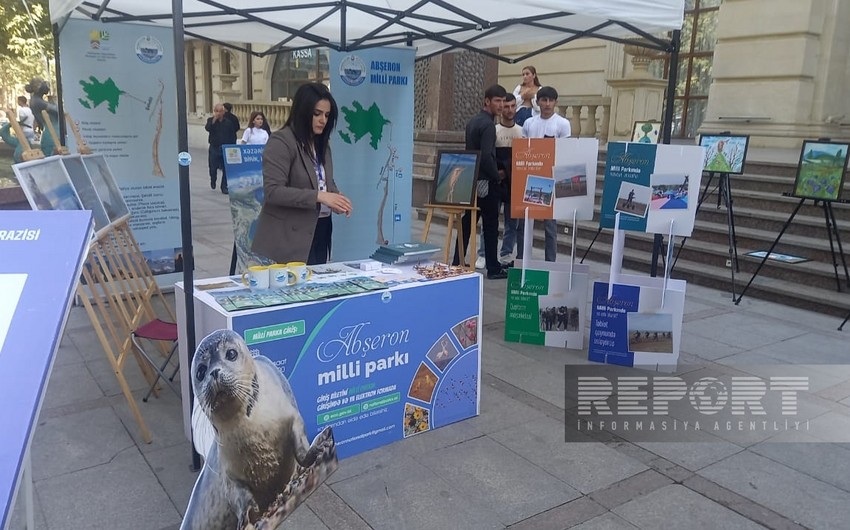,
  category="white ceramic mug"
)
[286,262,312,285]
[241,265,270,289]
[269,264,290,288]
